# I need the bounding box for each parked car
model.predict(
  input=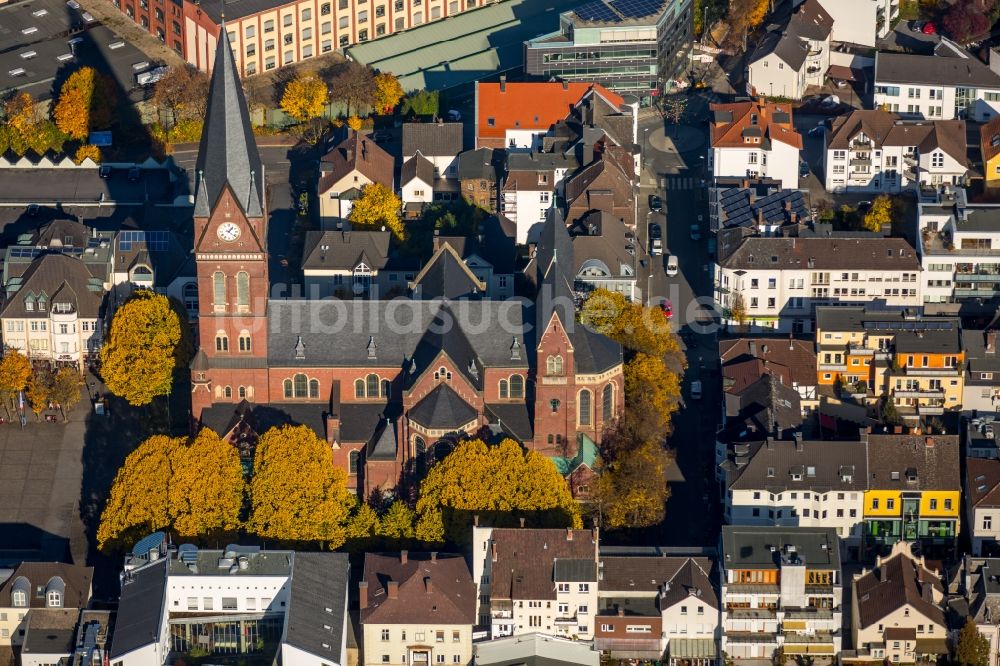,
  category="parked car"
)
[799,160,810,178]
[666,254,679,277]
[661,300,673,319]
[910,20,924,32]
[649,222,662,255]
[922,21,937,34]
[649,194,663,212]
[446,109,462,121]
[690,224,702,241]
[99,165,112,179]
[690,380,703,400]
